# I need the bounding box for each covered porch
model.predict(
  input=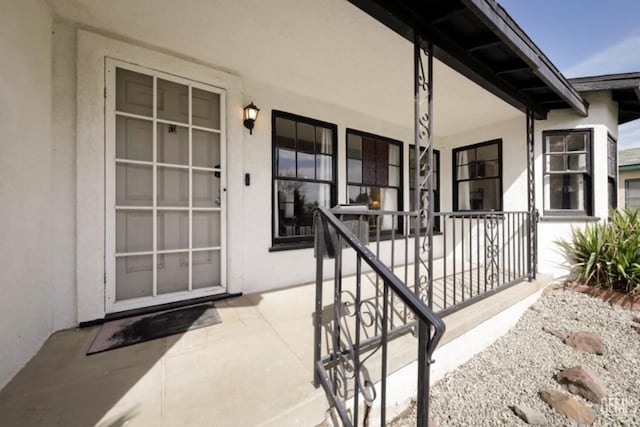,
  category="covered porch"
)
[0,275,547,426]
